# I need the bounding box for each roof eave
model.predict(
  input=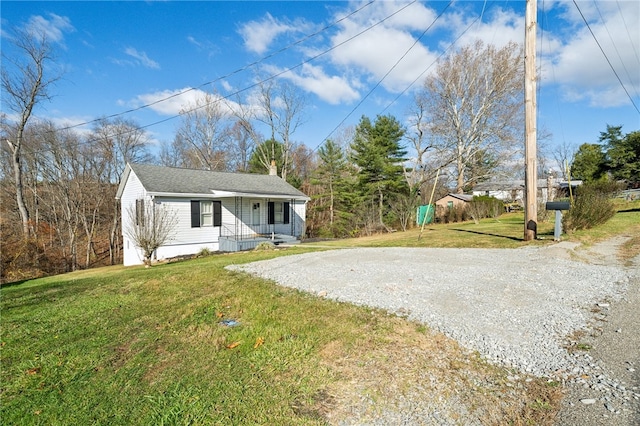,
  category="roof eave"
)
[148,190,309,201]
